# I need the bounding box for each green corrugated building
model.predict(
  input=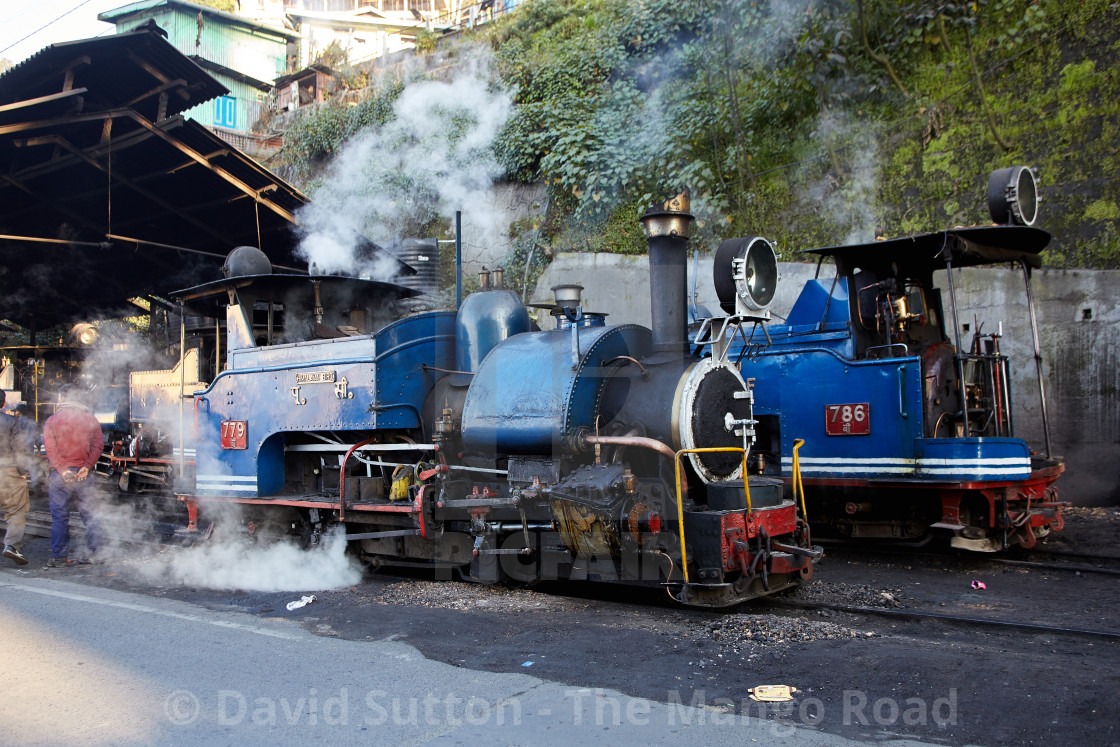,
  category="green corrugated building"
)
[98,0,298,133]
